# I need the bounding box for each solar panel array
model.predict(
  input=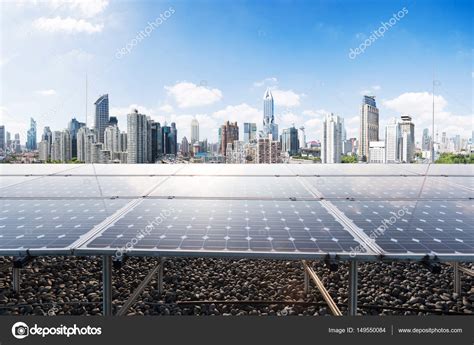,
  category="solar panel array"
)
[0,164,472,261]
